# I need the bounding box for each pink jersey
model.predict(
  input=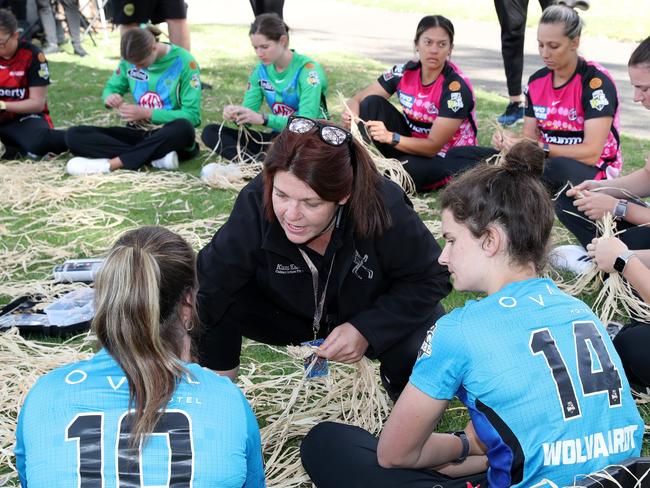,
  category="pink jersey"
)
[378,60,477,156]
[525,58,621,179]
